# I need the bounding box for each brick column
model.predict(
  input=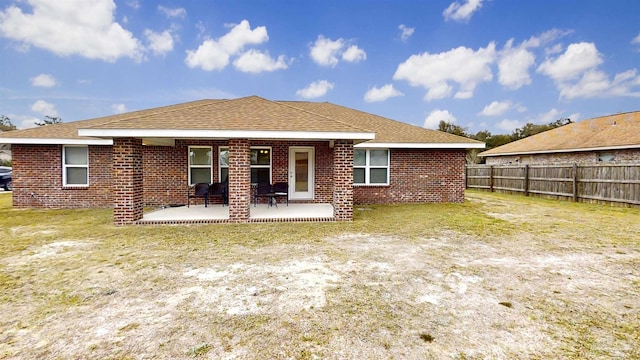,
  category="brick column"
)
[228,139,251,223]
[332,140,354,221]
[113,138,143,225]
